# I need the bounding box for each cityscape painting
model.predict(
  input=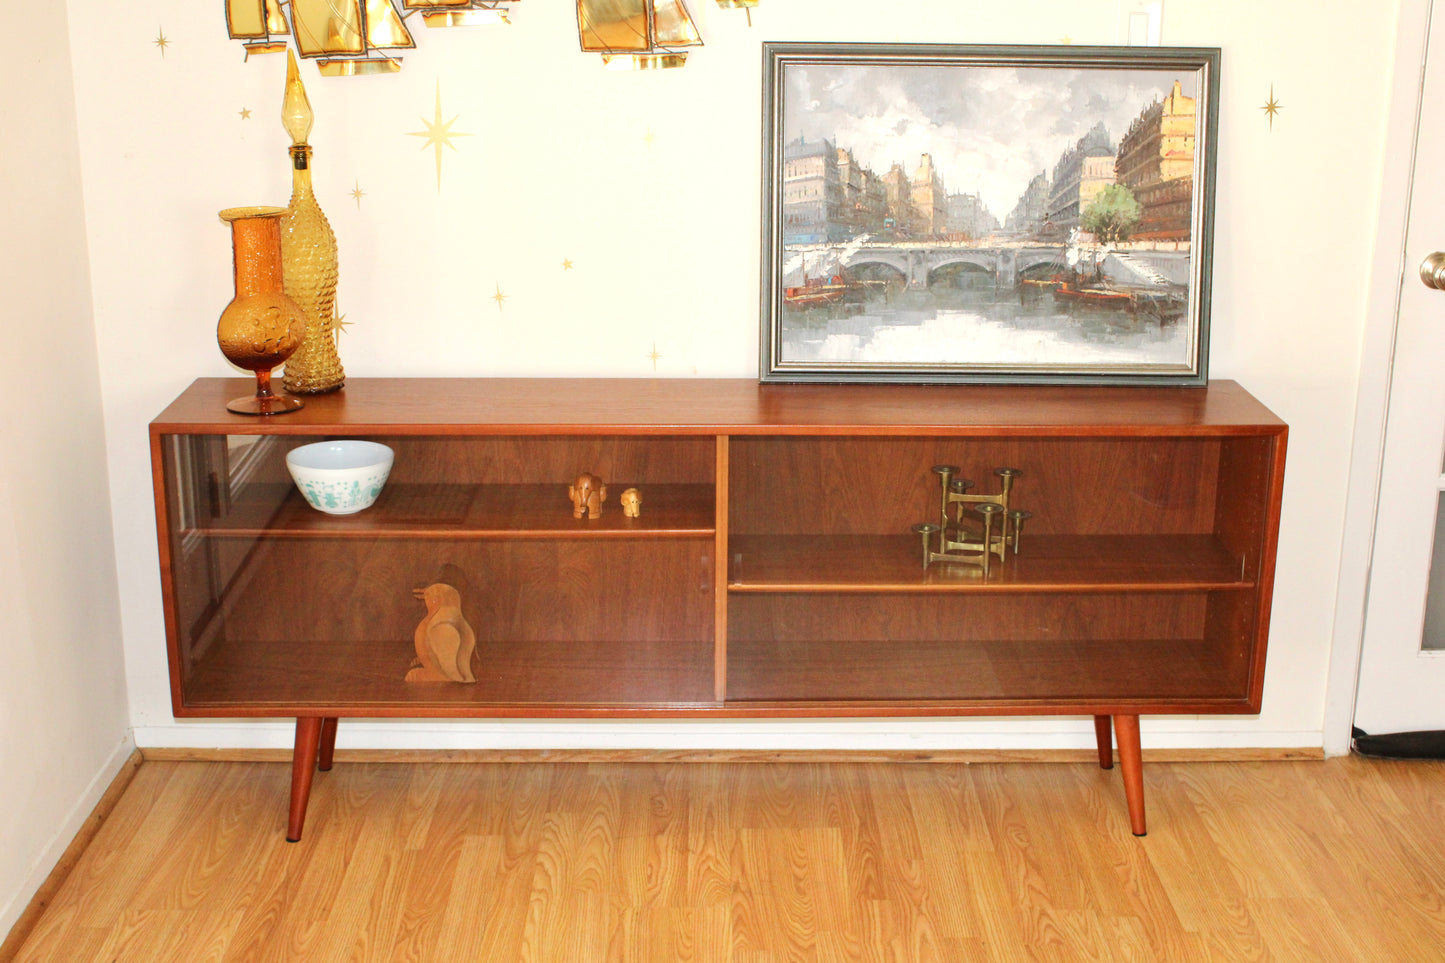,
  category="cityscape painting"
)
[759,44,1220,384]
